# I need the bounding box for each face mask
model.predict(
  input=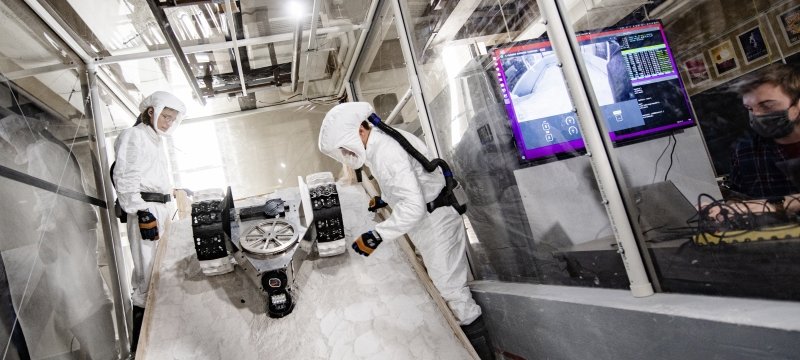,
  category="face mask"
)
[749,108,798,139]
[340,148,363,169]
